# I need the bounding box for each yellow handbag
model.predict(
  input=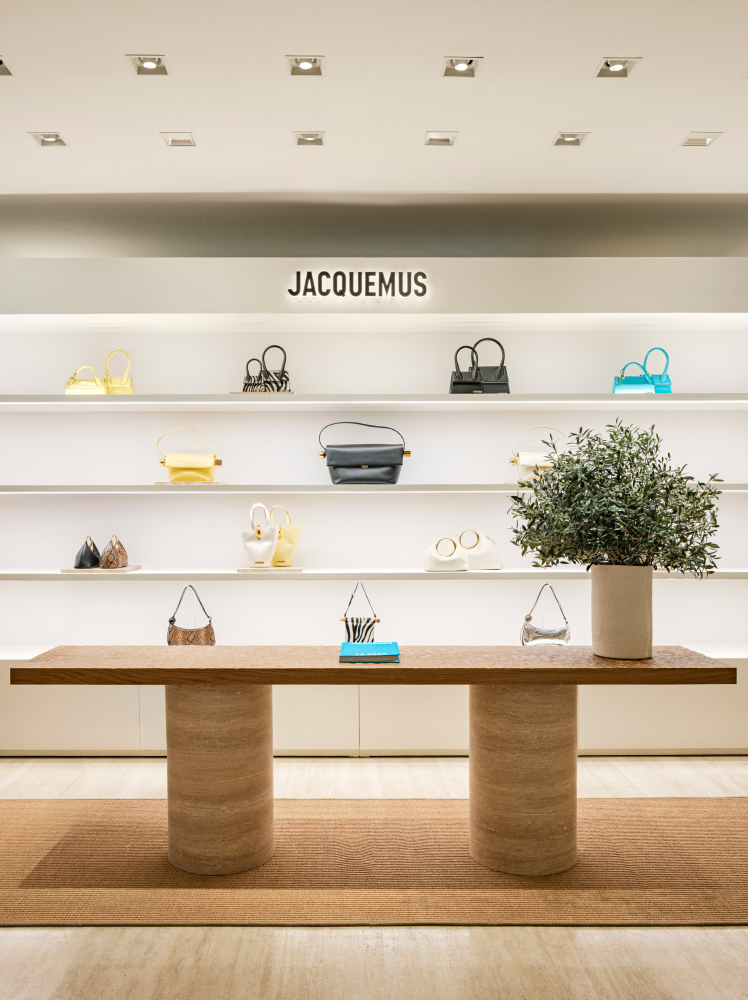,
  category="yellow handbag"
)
[104,350,134,394]
[64,366,105,395]
[269,505,301,566]
[157,428,222,483]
